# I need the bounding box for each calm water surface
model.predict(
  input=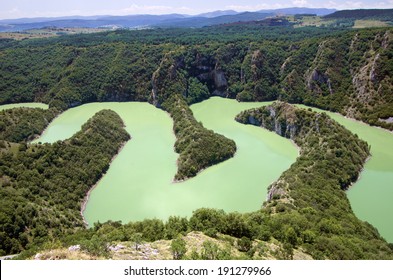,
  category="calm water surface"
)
[32,100,297,225]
